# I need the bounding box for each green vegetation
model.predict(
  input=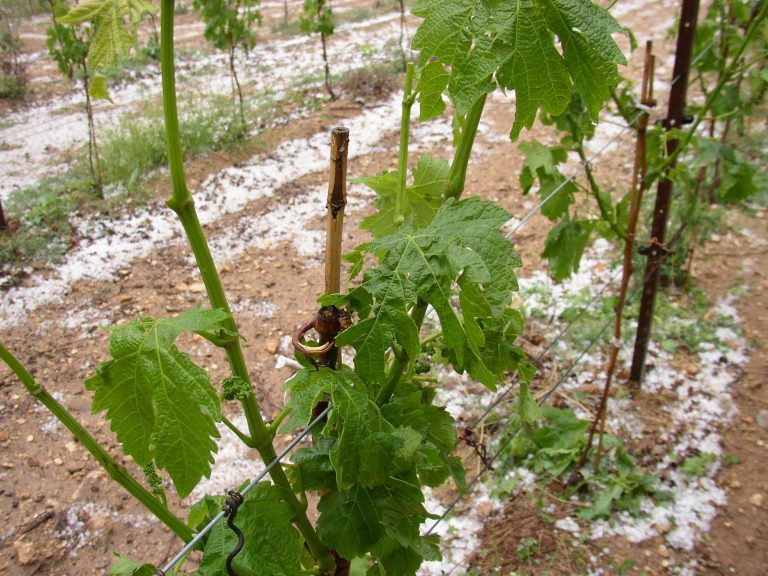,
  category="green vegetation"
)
[3,0,764,574]
[493,406,671,521]
[0,94,248,267]
[1,0,50,17]
[0,7,27,99]
[301,0,336,99]
[193,0,261,124]
[1,0,630,573]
